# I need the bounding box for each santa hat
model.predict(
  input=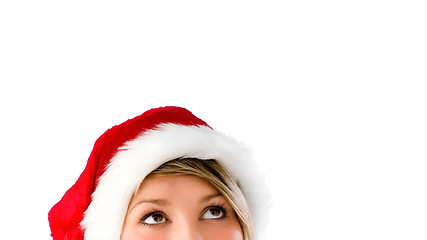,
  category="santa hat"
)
[48,106,269,240]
